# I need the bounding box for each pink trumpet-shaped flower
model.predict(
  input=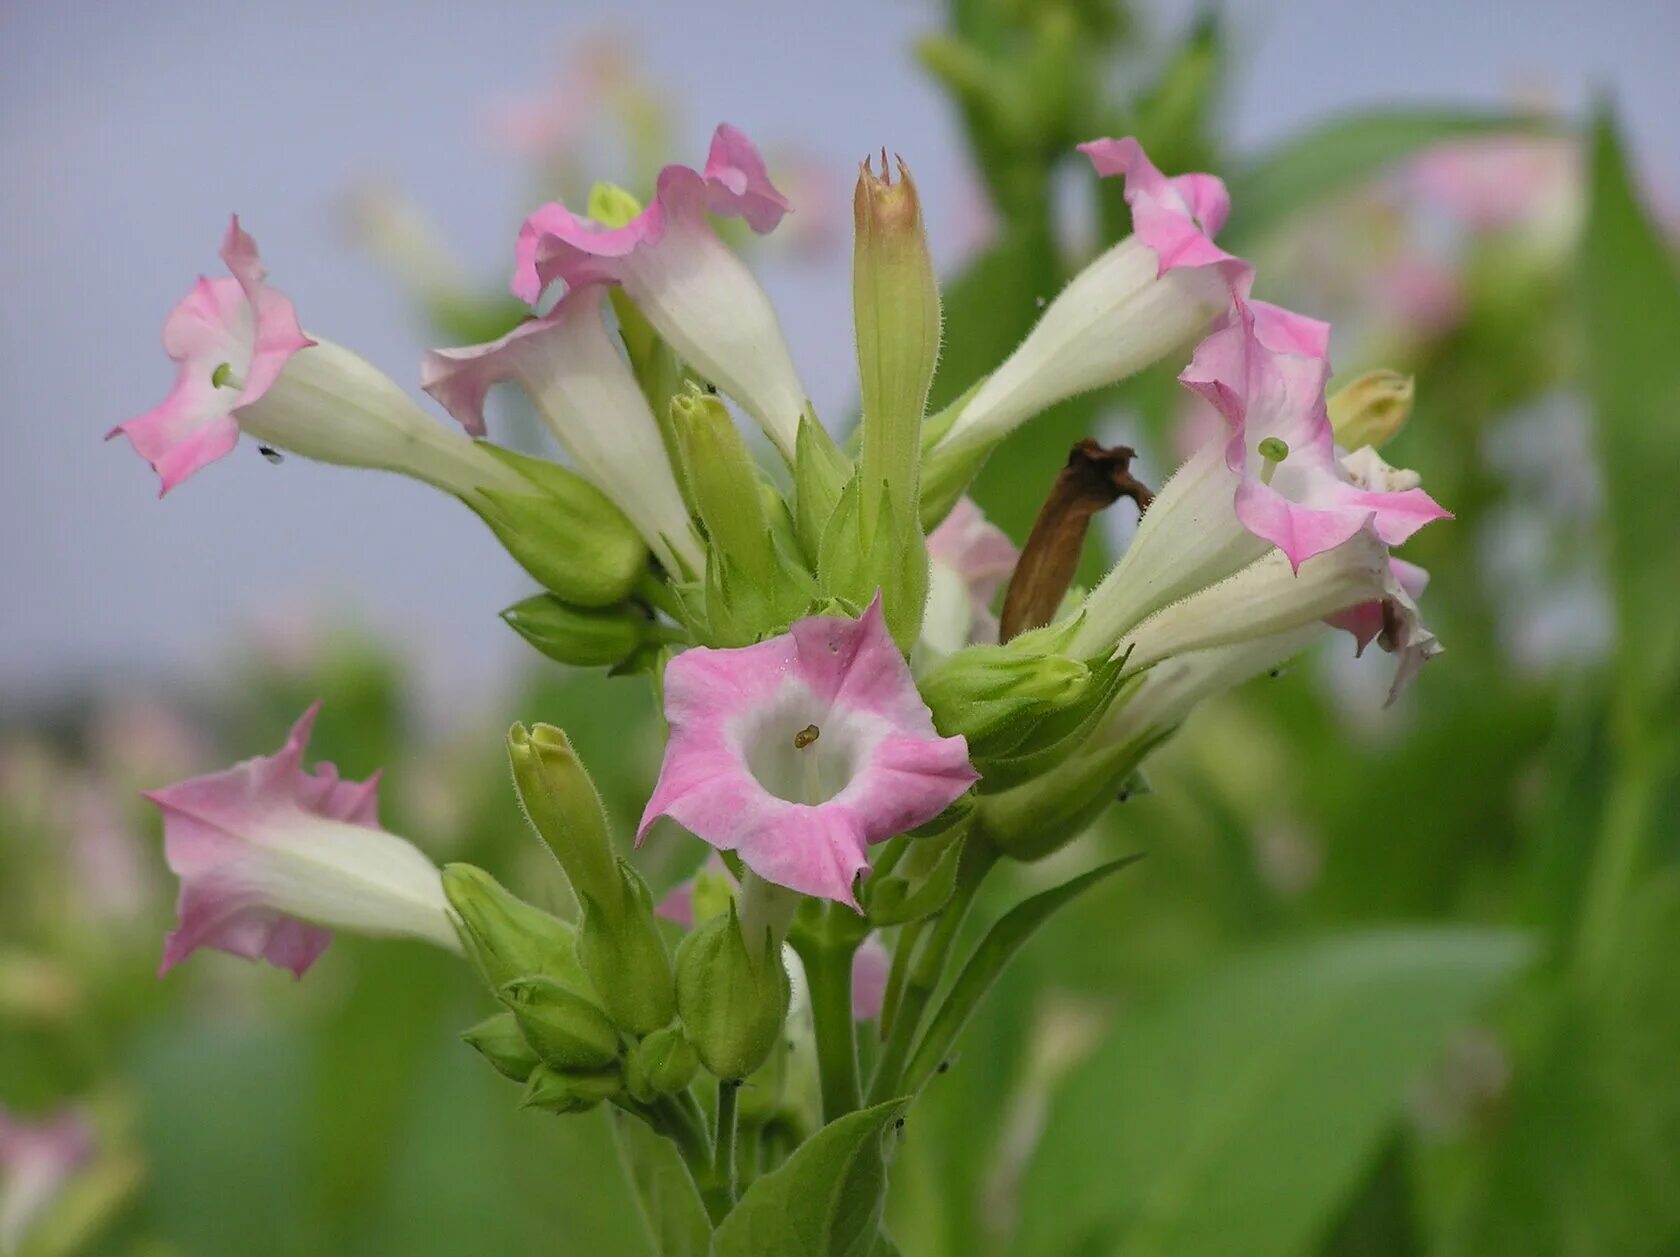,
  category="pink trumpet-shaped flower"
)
[0,1108,94,1253]
[940,137,1244,454]
[512,124,806,460]
[112,219,527,500]
[147,703,458,978]
[923,497,1020,651]
[655,861,893,1019]
[638,596,977,906]
[108,217,313,493]
[1182,298,1451,571]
